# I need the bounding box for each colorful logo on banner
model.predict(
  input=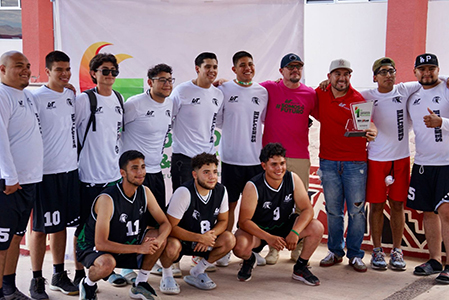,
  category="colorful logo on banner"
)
[79,42,143,99]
